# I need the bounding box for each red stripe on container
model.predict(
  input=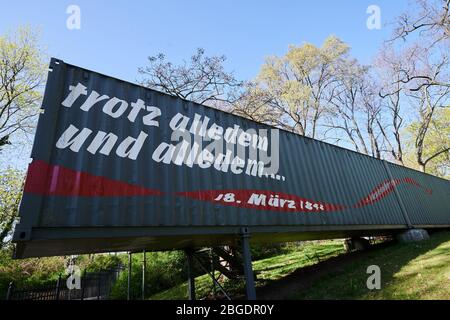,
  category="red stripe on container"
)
[24,160,162,197]
[176,189,346,213]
